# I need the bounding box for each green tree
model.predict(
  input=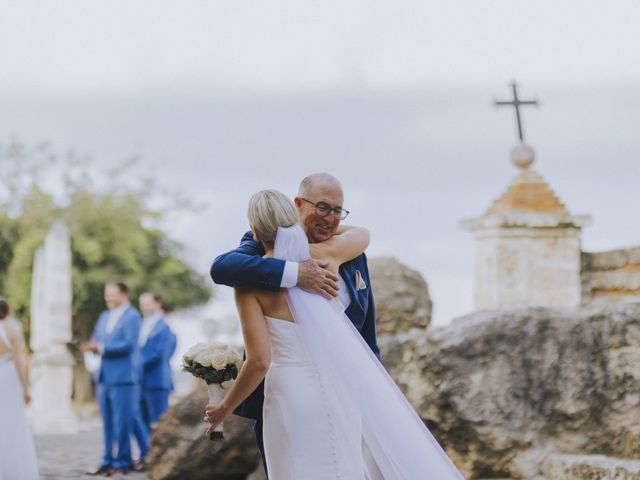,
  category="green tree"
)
[0,138,212,343]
